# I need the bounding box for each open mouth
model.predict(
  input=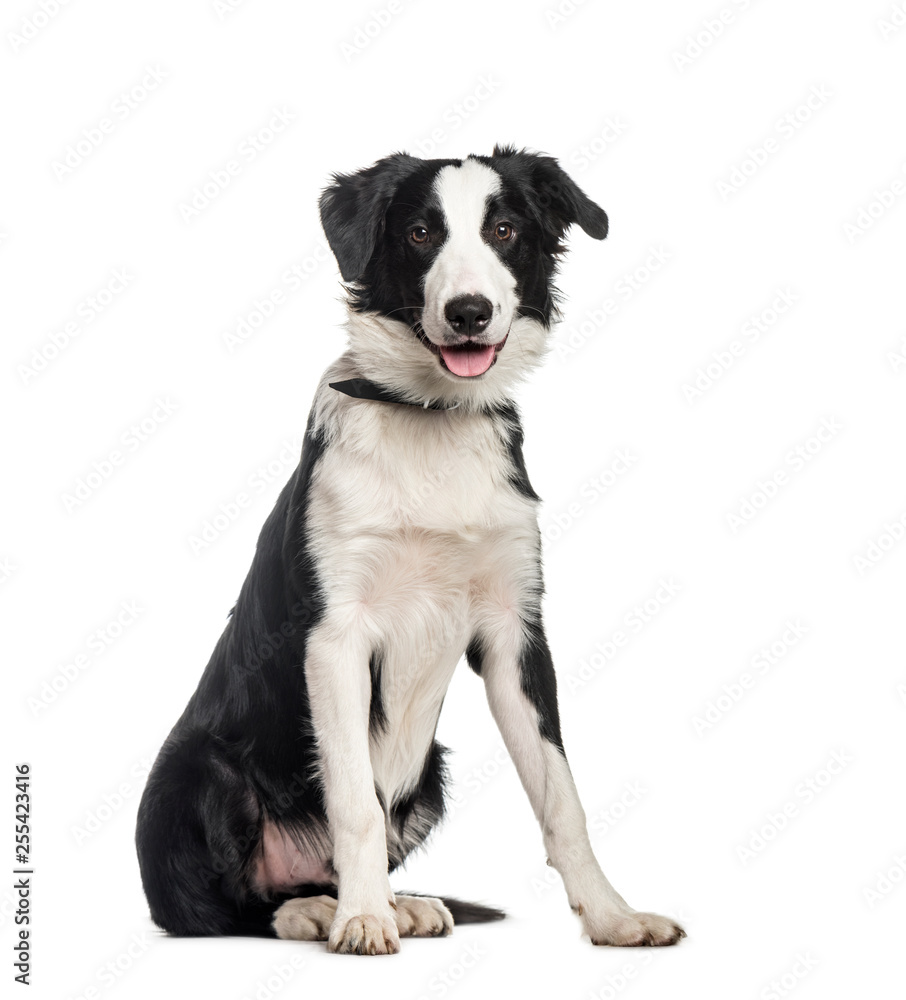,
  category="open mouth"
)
[416,329,509,378]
